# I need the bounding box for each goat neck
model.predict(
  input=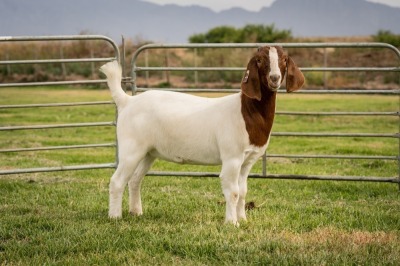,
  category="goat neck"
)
[241,87,276,147]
